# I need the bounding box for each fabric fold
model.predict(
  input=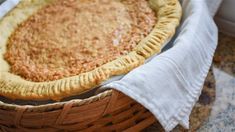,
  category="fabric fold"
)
[102,0,220,131]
